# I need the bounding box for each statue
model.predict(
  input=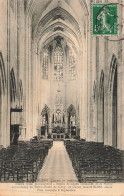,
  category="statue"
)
[55,109,61,123]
